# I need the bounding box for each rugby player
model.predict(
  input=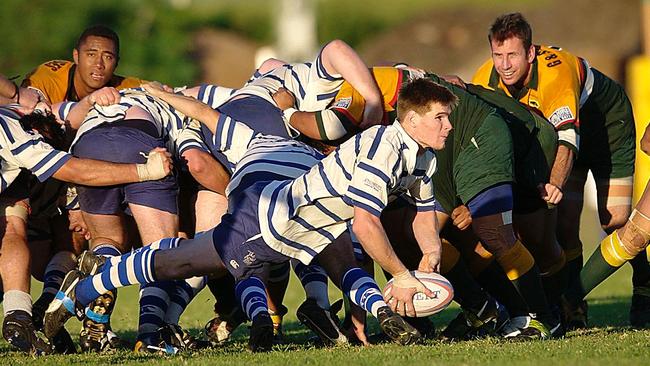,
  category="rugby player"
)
[472,12,642,328]
[44,78,455,352]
